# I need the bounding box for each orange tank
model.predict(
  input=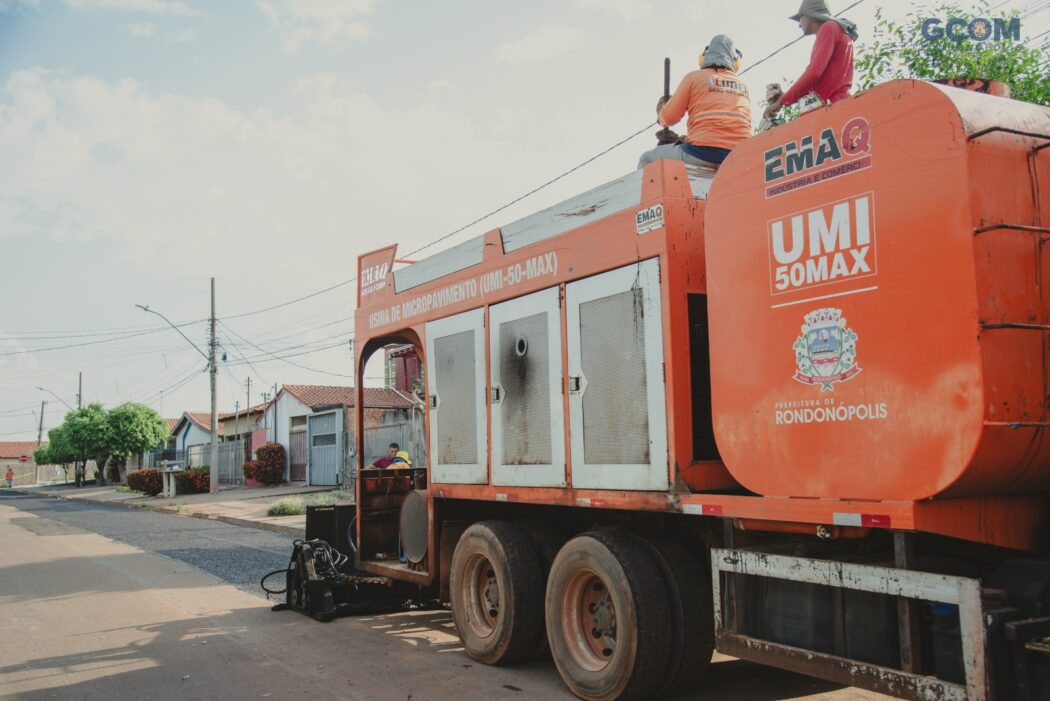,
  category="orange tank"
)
[705,80,1050,501]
